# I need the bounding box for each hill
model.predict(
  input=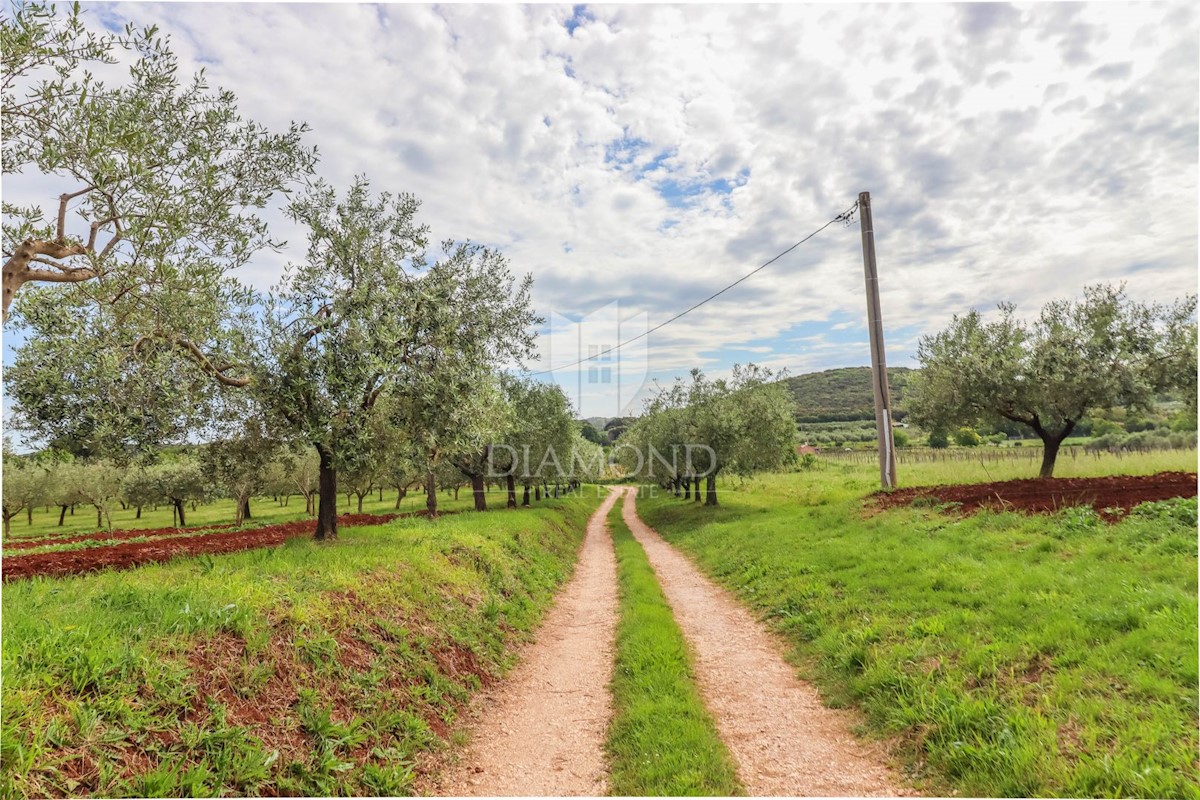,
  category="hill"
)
[781,366,915,423]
